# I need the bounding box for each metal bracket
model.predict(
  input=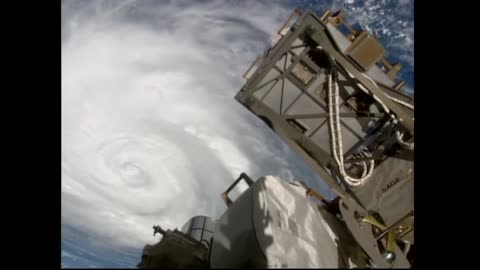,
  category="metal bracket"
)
[221,173,254,208]
[153,225,166,236]
[243,56,264,80]
[277,8,301,36]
